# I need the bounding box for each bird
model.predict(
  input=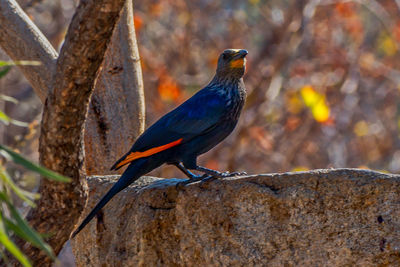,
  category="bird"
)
[71,49,248,238]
